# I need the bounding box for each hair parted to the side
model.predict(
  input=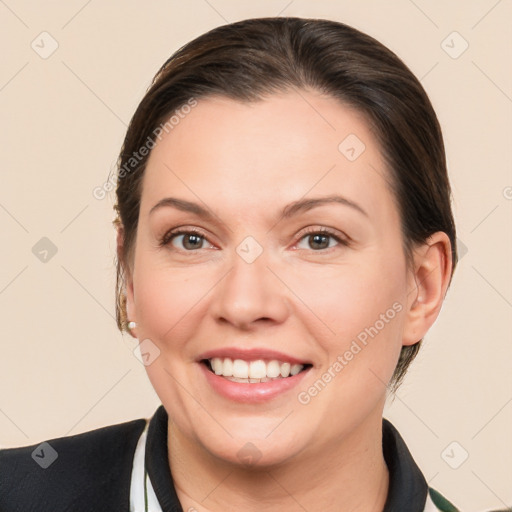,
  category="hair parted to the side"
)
[112,17,458,391]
